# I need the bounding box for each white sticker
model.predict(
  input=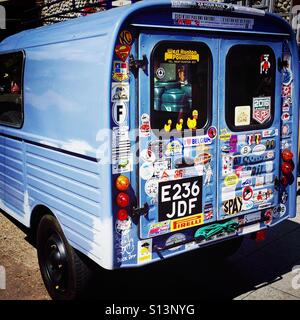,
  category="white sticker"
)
[265,173,273,184]
[240,145,251,156]
[111,83,129,102]
[165,233,186,251]
[253,144,266,156]
[140,162,154,180]
[241,177,252,187]
[244,211,261,223]
[222,155,233,176]
[239,170,252,178]
[112,154,133,174]
[145,178,159,198]
[255,176,265,187]
[222,186,236,201]
[140,149,156,163]
[240,222,260,235]
[113,101,128,125]
[242,200,254,211]
[138,239,152,264]
[265,161,274,173]
[235,106,251,126]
